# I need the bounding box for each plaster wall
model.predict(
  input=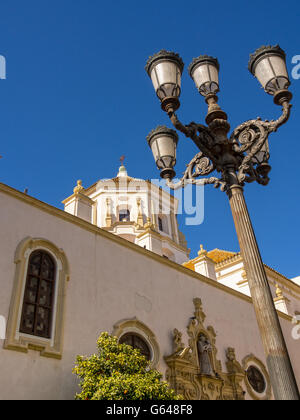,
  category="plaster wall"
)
[0,187,299,400]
